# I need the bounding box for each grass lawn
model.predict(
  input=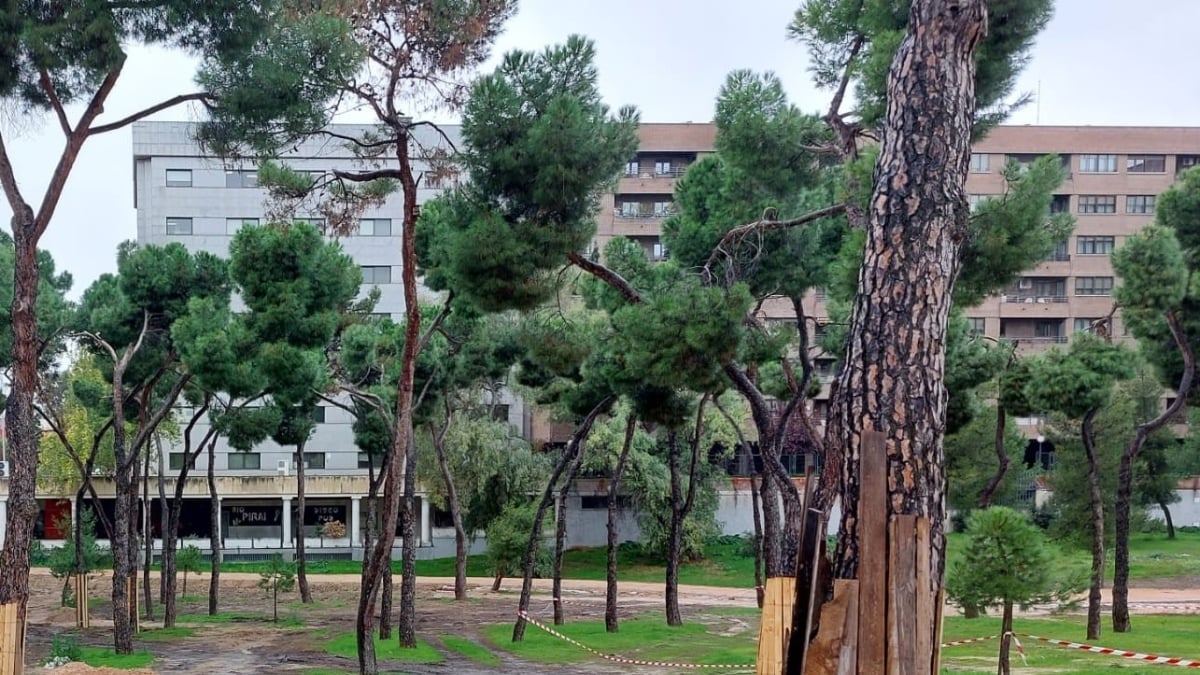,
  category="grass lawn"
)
[324,631,443,664]
[137,626,196,641]
[439,634,502,666]
[78,646,154,669]
[482,614,757,667]
[941,614,1200,674]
